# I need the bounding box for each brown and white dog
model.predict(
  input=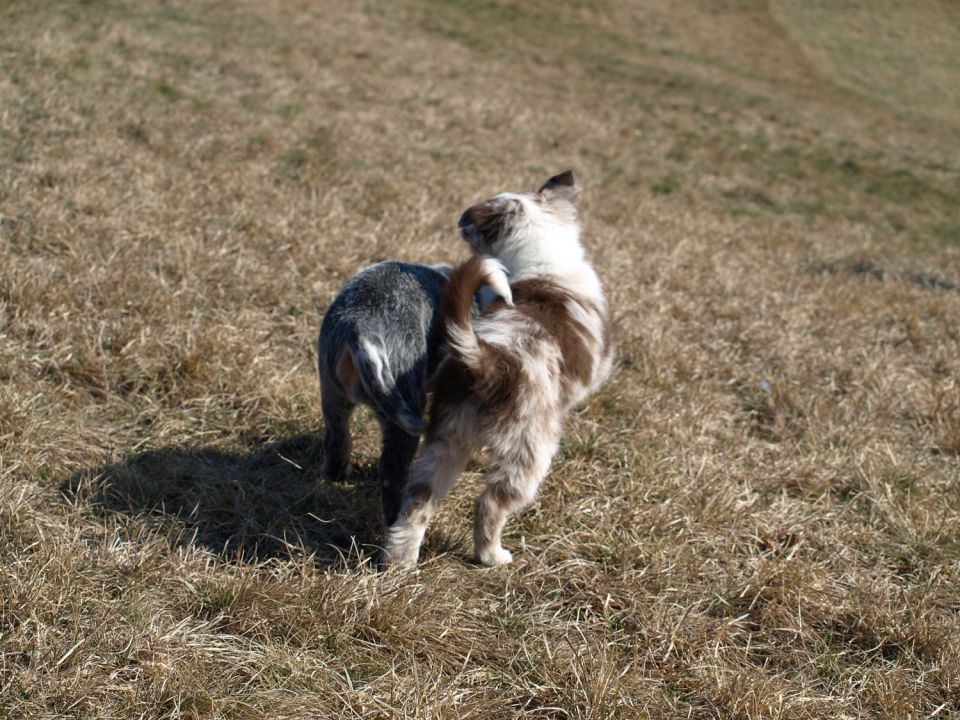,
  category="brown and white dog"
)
[383,171,614,568]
